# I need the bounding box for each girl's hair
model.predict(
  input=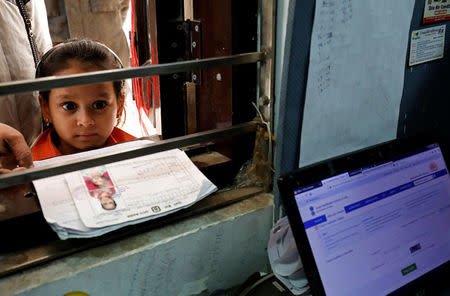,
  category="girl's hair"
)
[36,39,126,108]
